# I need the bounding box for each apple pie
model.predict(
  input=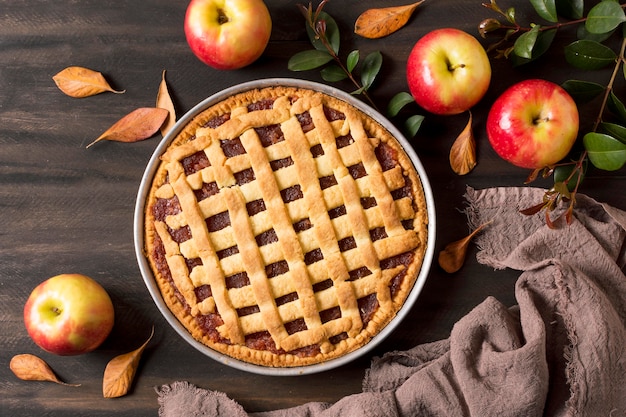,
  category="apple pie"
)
[143,84,429,367]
